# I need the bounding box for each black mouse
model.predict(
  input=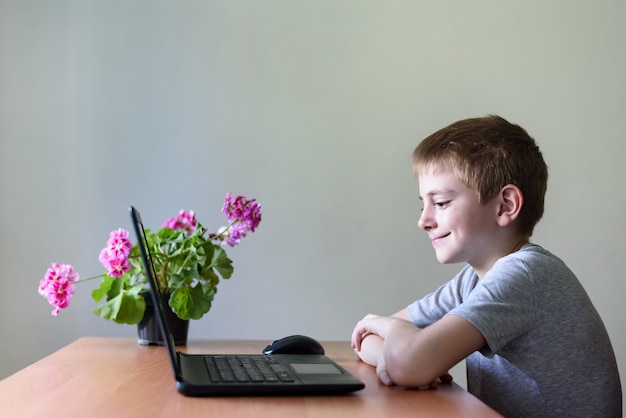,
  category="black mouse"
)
[263,335,325,355]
